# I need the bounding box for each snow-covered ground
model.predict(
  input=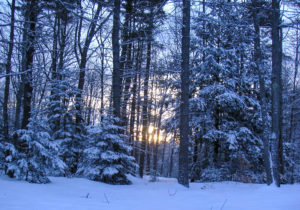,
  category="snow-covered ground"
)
[0,175,299,210]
